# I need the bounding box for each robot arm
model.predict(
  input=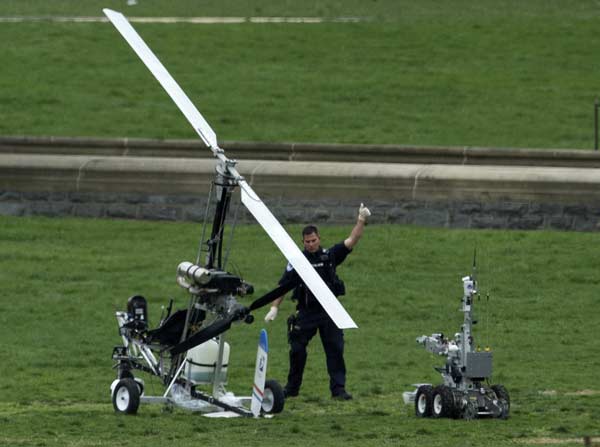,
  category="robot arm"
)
[417,333,449,356]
